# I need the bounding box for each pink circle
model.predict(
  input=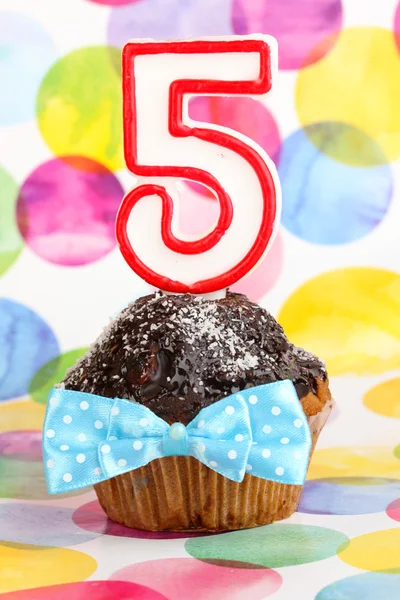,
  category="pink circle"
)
[230,232,283,301]
[73,500,210,539]
[111,557,282,600]
[0,581,167,600]
[88,0,140,5]
[232,0,343,70]
[395,2,400,53]
[0,430,42,461]
[187,96,281,198]
[17,156,124,266]
[387,498,400,522]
